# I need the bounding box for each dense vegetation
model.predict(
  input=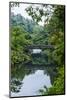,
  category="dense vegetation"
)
[11,13,50,65]
[26,4,65,95]
[11,4,65,95]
